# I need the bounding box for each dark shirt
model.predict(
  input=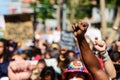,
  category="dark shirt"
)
[114,64,120,80]
[0,60,9,78]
